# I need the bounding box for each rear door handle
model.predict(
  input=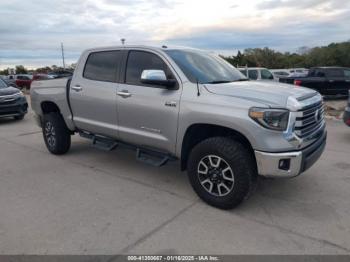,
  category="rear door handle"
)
[117,90,131,98]
[71,85,83,92]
